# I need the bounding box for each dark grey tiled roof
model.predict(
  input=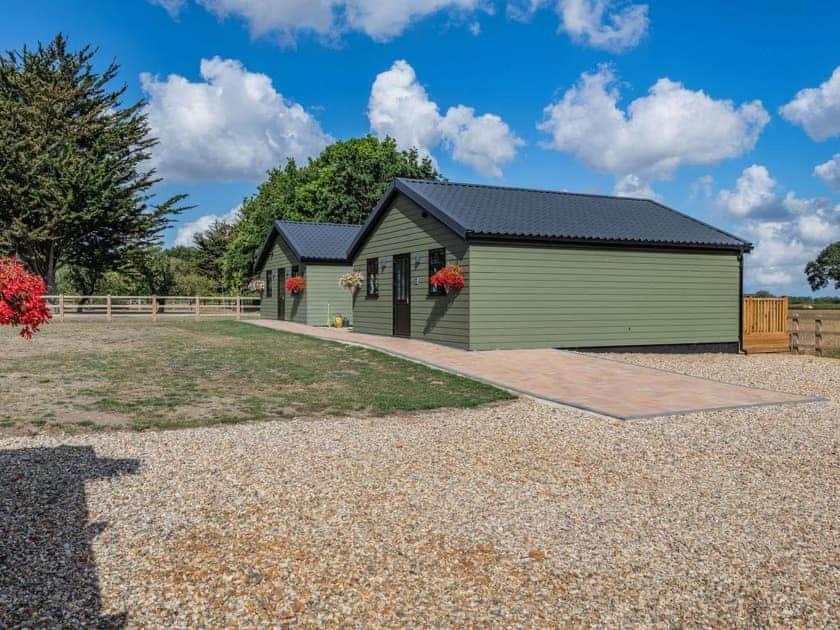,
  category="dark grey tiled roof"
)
[276,221,361,261]
[387,178,751,251]
[255,221,360,271]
